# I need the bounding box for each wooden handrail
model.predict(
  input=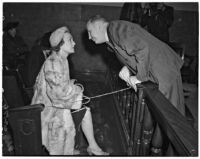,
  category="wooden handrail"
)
[138,81,198,156]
